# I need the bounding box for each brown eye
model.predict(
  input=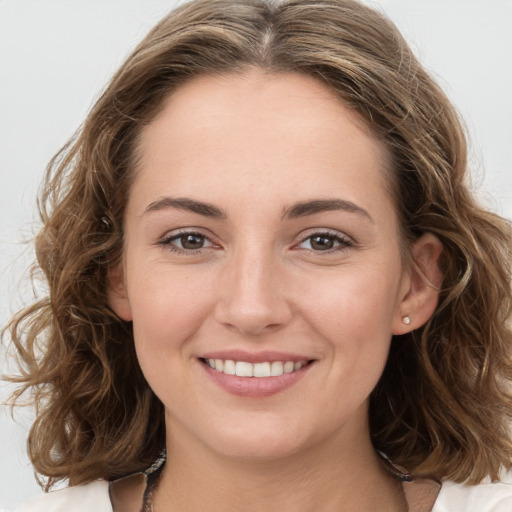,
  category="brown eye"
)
[297,231,353,252]
[310,235,335,251]
[180,233,206,250]
[162,231,214,252]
